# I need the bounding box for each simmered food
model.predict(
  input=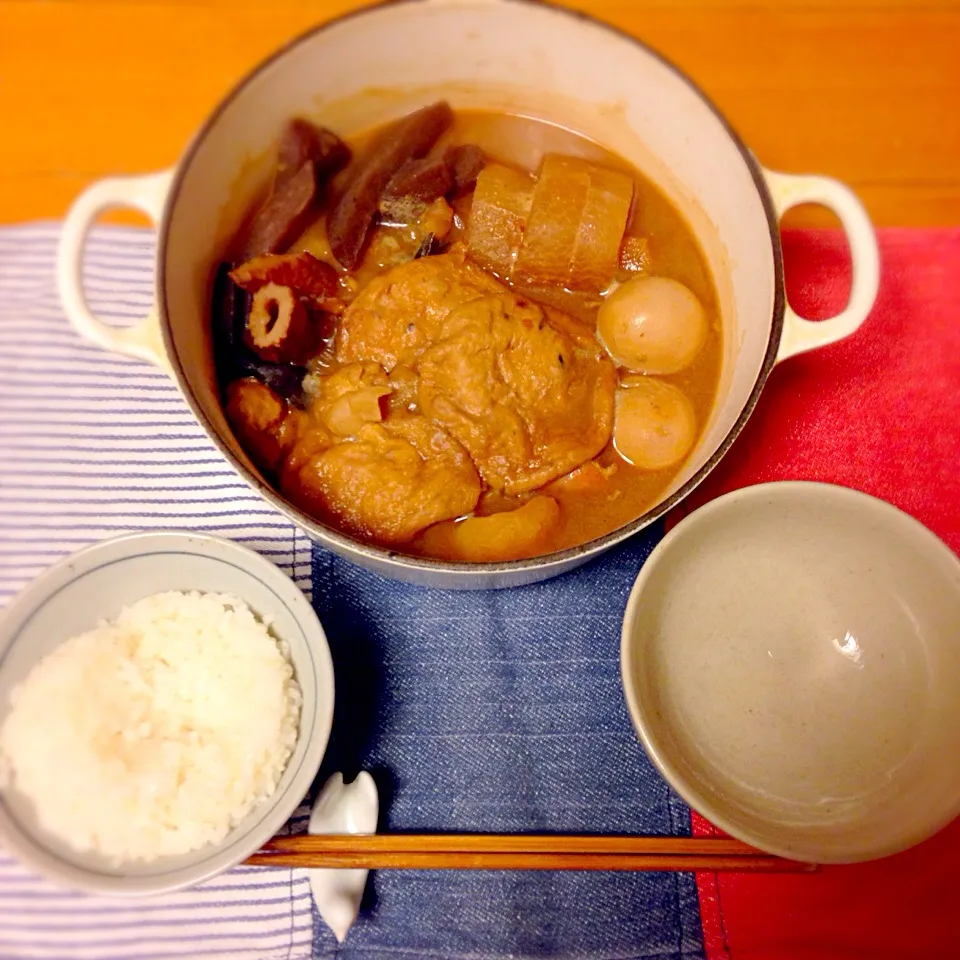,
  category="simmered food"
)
[340,253,616,495]
[614,377,698,470]
[213,105,722,561]
[597,276,708,375]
